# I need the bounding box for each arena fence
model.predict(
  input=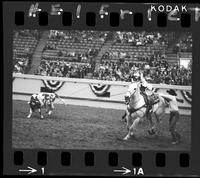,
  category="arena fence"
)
[12,74,192,115]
